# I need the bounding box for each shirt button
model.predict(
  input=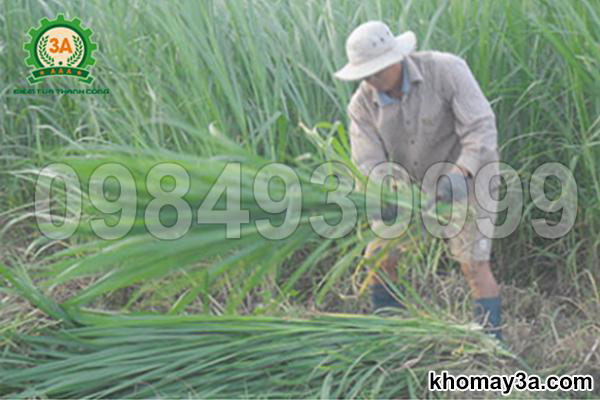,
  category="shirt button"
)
[413,161,418,166]
[406,120,411,126]
[410,140,415,145]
